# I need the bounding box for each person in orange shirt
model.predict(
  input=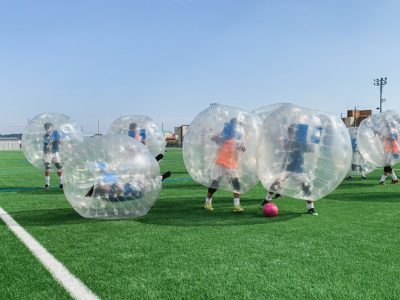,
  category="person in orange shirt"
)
[379,124,399,185]
[204,118,246,212]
